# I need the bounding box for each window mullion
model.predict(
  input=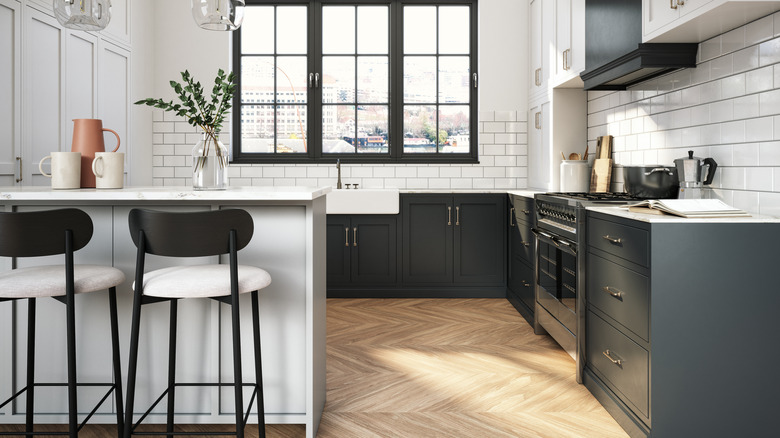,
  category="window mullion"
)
[312,0,321,159]
[390,0,402,160]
